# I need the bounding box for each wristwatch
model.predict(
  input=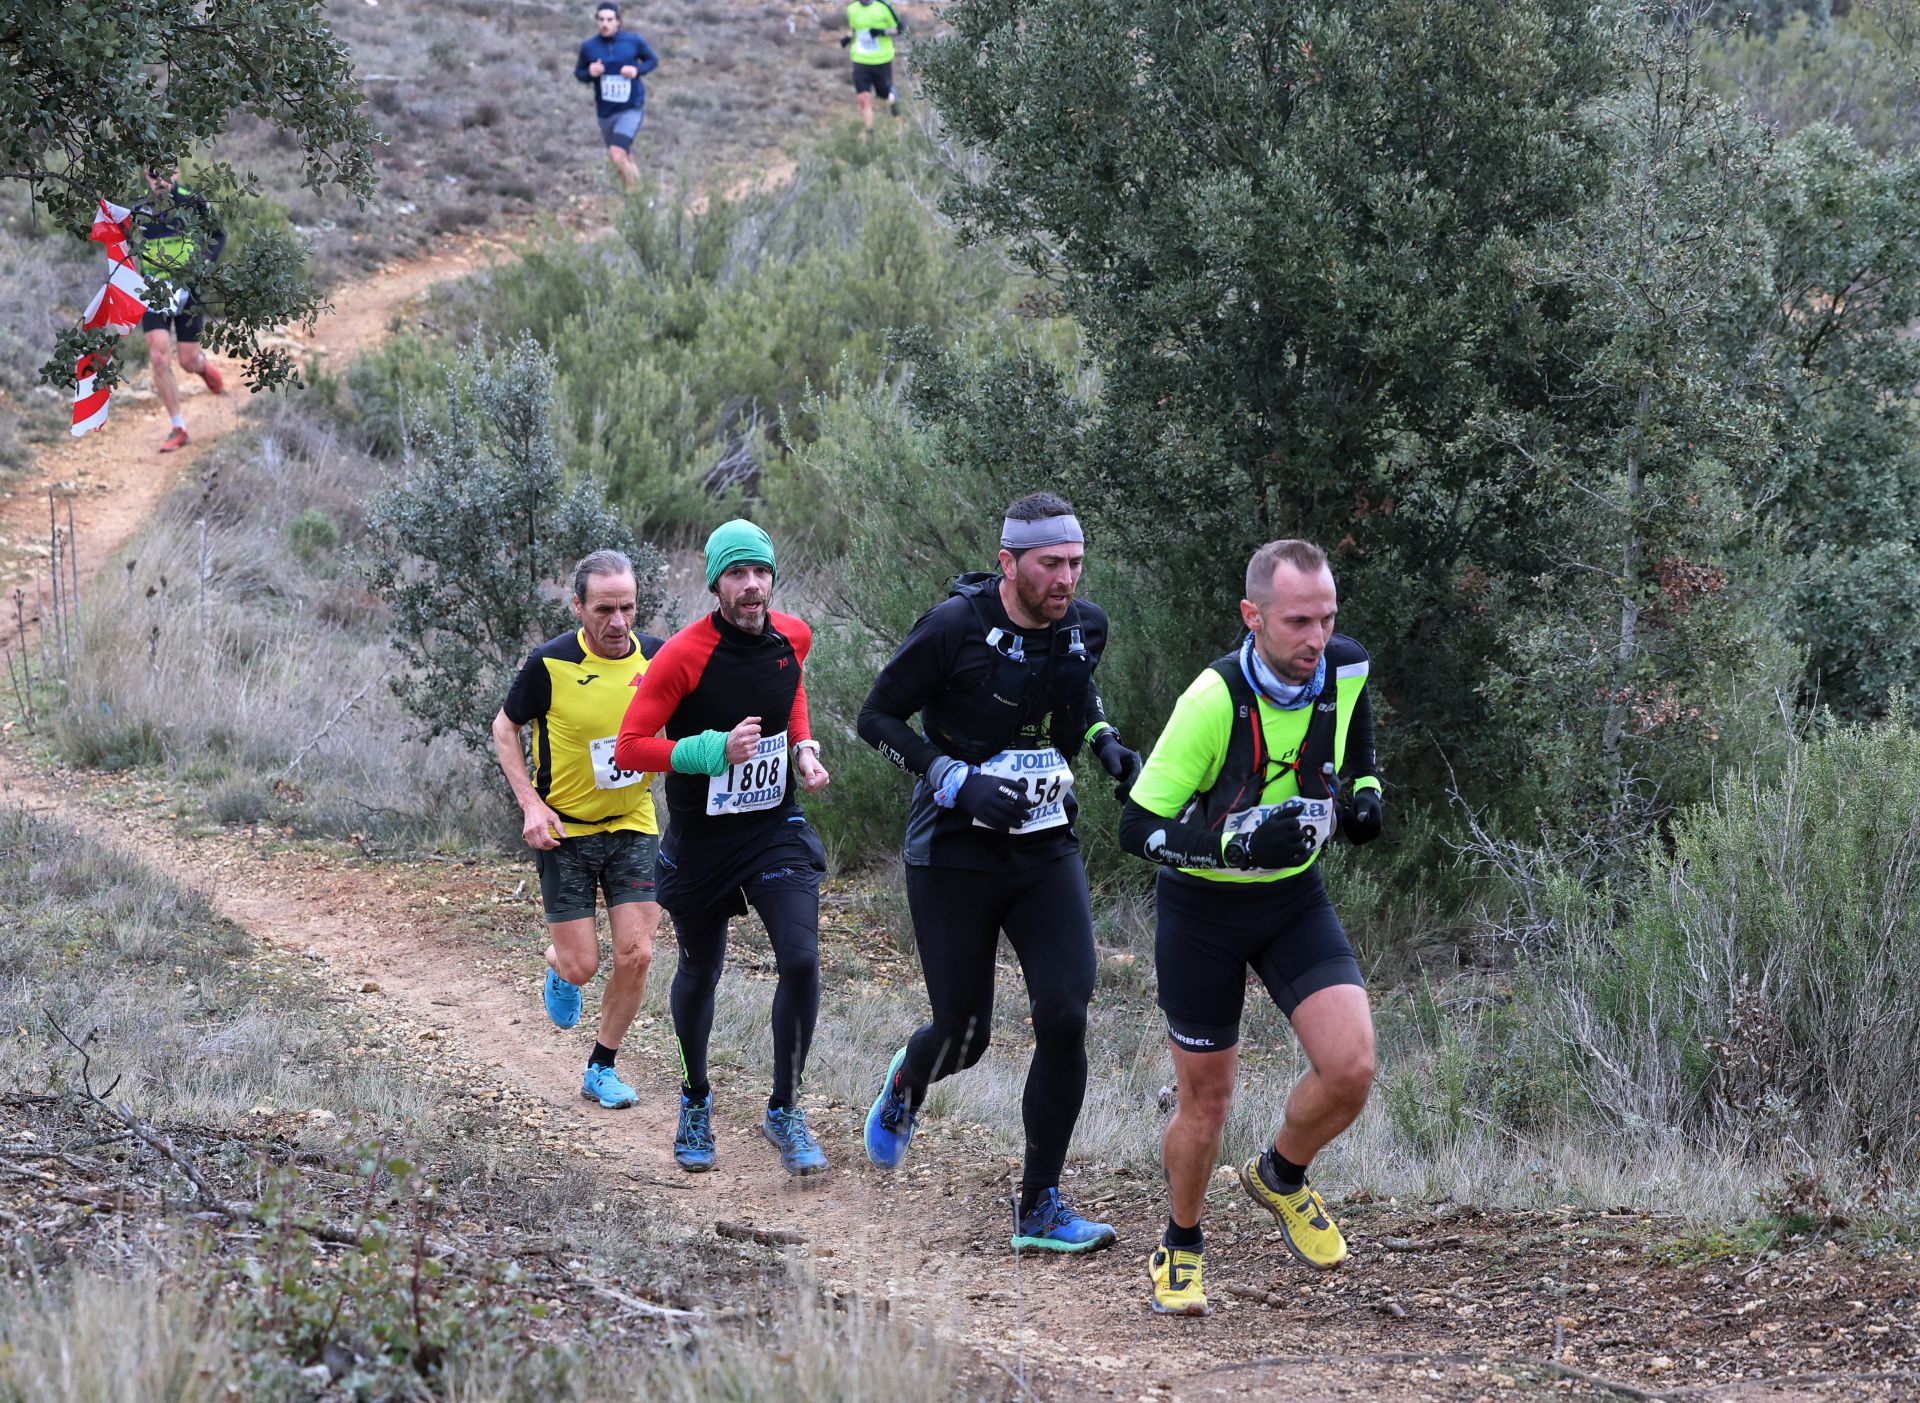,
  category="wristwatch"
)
[1222,833,1253,870]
